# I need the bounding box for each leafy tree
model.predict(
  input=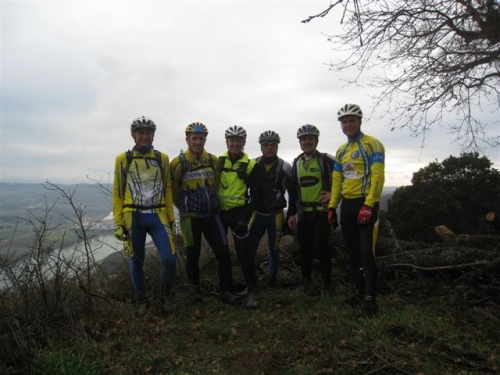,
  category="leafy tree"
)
[303,0,500,150]
[387,152,500,241]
